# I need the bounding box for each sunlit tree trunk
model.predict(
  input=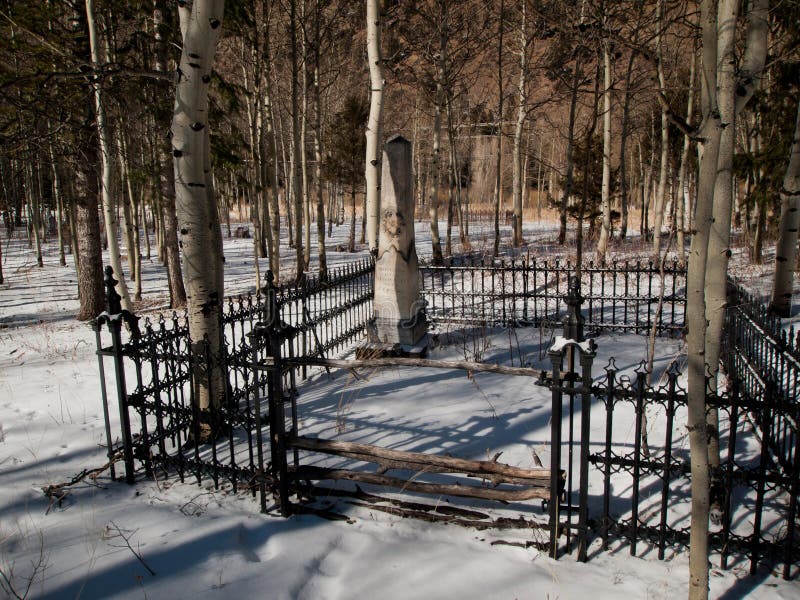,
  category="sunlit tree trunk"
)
[85,0,132,310]
[511,1,527,248]
[686,2,719,596]
[172,0,226,416]
[301,0,311,270]
[492,0,504,256]
[652,0,669,258]
[445,95,469,250]
[771,100,800,316]
[428,5,446,265]
[558,63,580,246]
[676,47,696,267]
[688,2,768,598]
[596,41,613,262]
[704,0,768,465]
[313,0,327,279]
[154,0,187,308]
[290,0,304,279]
[365,0,384,254]
[262,5,281,278]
